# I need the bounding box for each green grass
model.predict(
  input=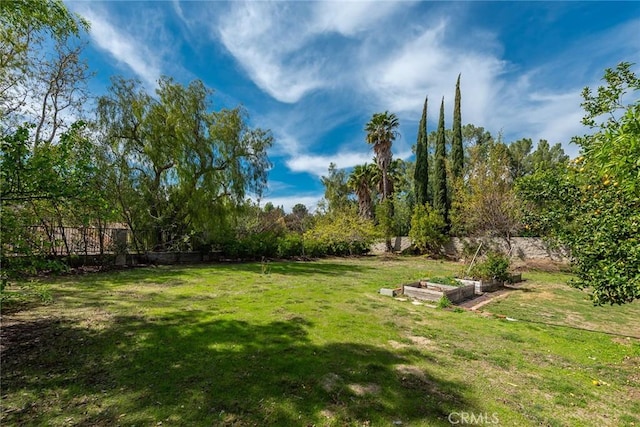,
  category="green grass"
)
[2,256,639,426]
